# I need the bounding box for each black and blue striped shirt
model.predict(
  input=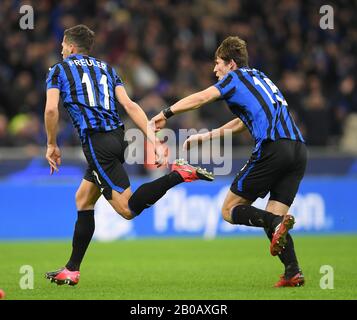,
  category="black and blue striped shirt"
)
[214,67,305,152]
[46,54,124,144]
